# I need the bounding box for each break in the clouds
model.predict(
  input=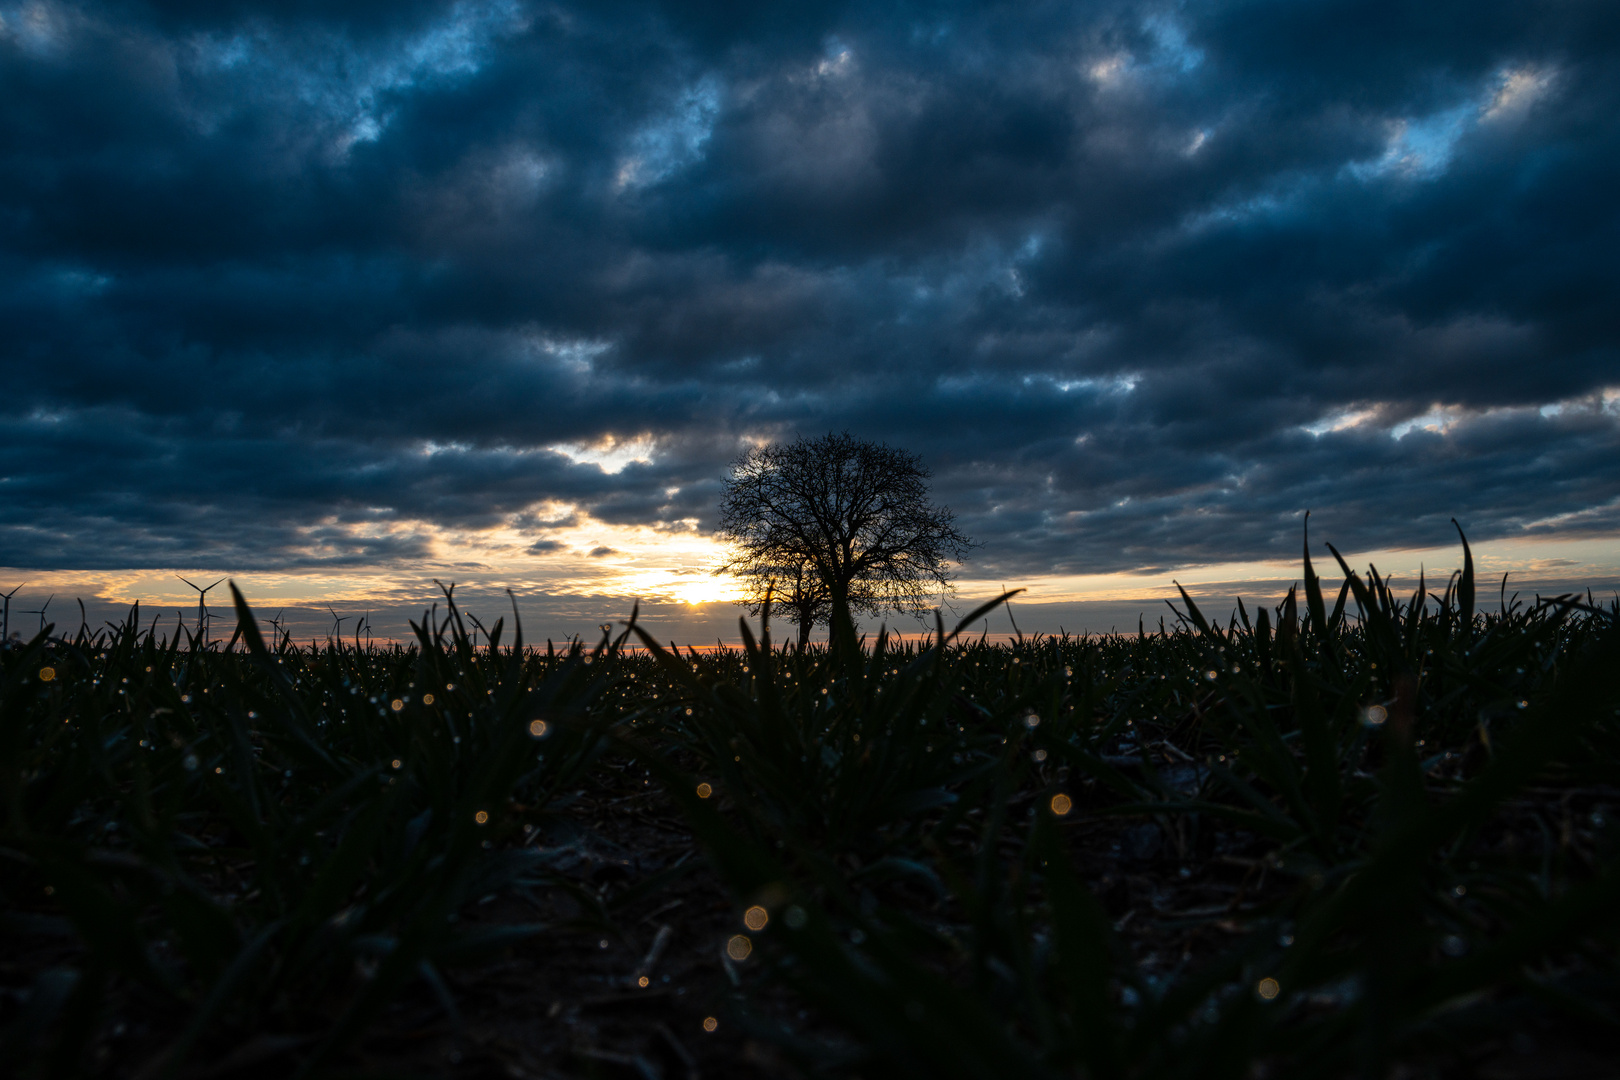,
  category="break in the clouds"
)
[3,0,1618,582]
